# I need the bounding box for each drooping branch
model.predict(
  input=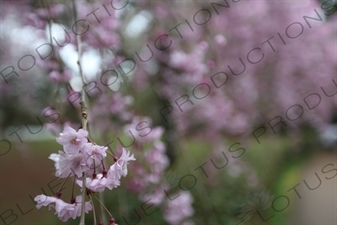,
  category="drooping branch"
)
[71,1,87,225]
